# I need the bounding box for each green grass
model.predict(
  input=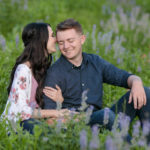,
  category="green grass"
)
[0,0,150,149]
